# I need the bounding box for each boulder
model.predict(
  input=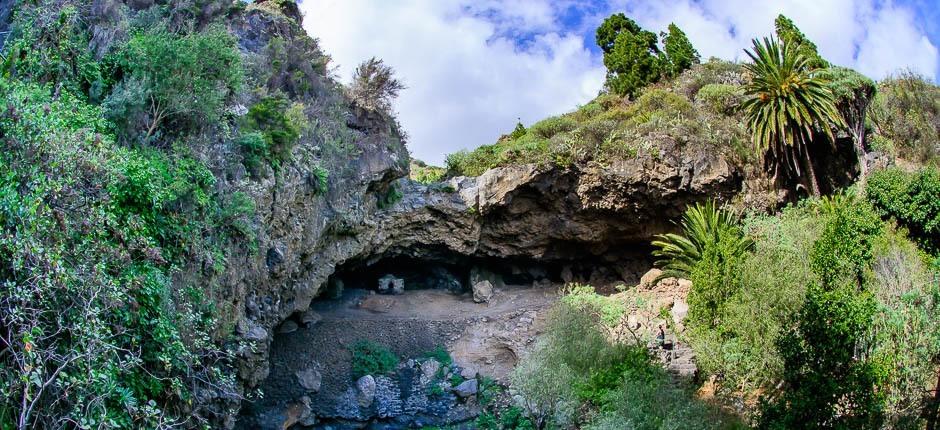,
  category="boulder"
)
[640,268,663,288]
[472,280,494,303]
[377,274,405,295]
[671,299,689,324]
[356,375,376,408]
[295,367,321,392]
[300,309,322,327]
[453,378,478,398]
[276,320,298,334]
[420,359,441,380]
